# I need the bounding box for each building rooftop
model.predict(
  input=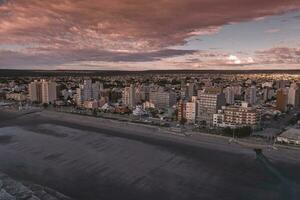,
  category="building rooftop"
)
[279,128,300,140]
